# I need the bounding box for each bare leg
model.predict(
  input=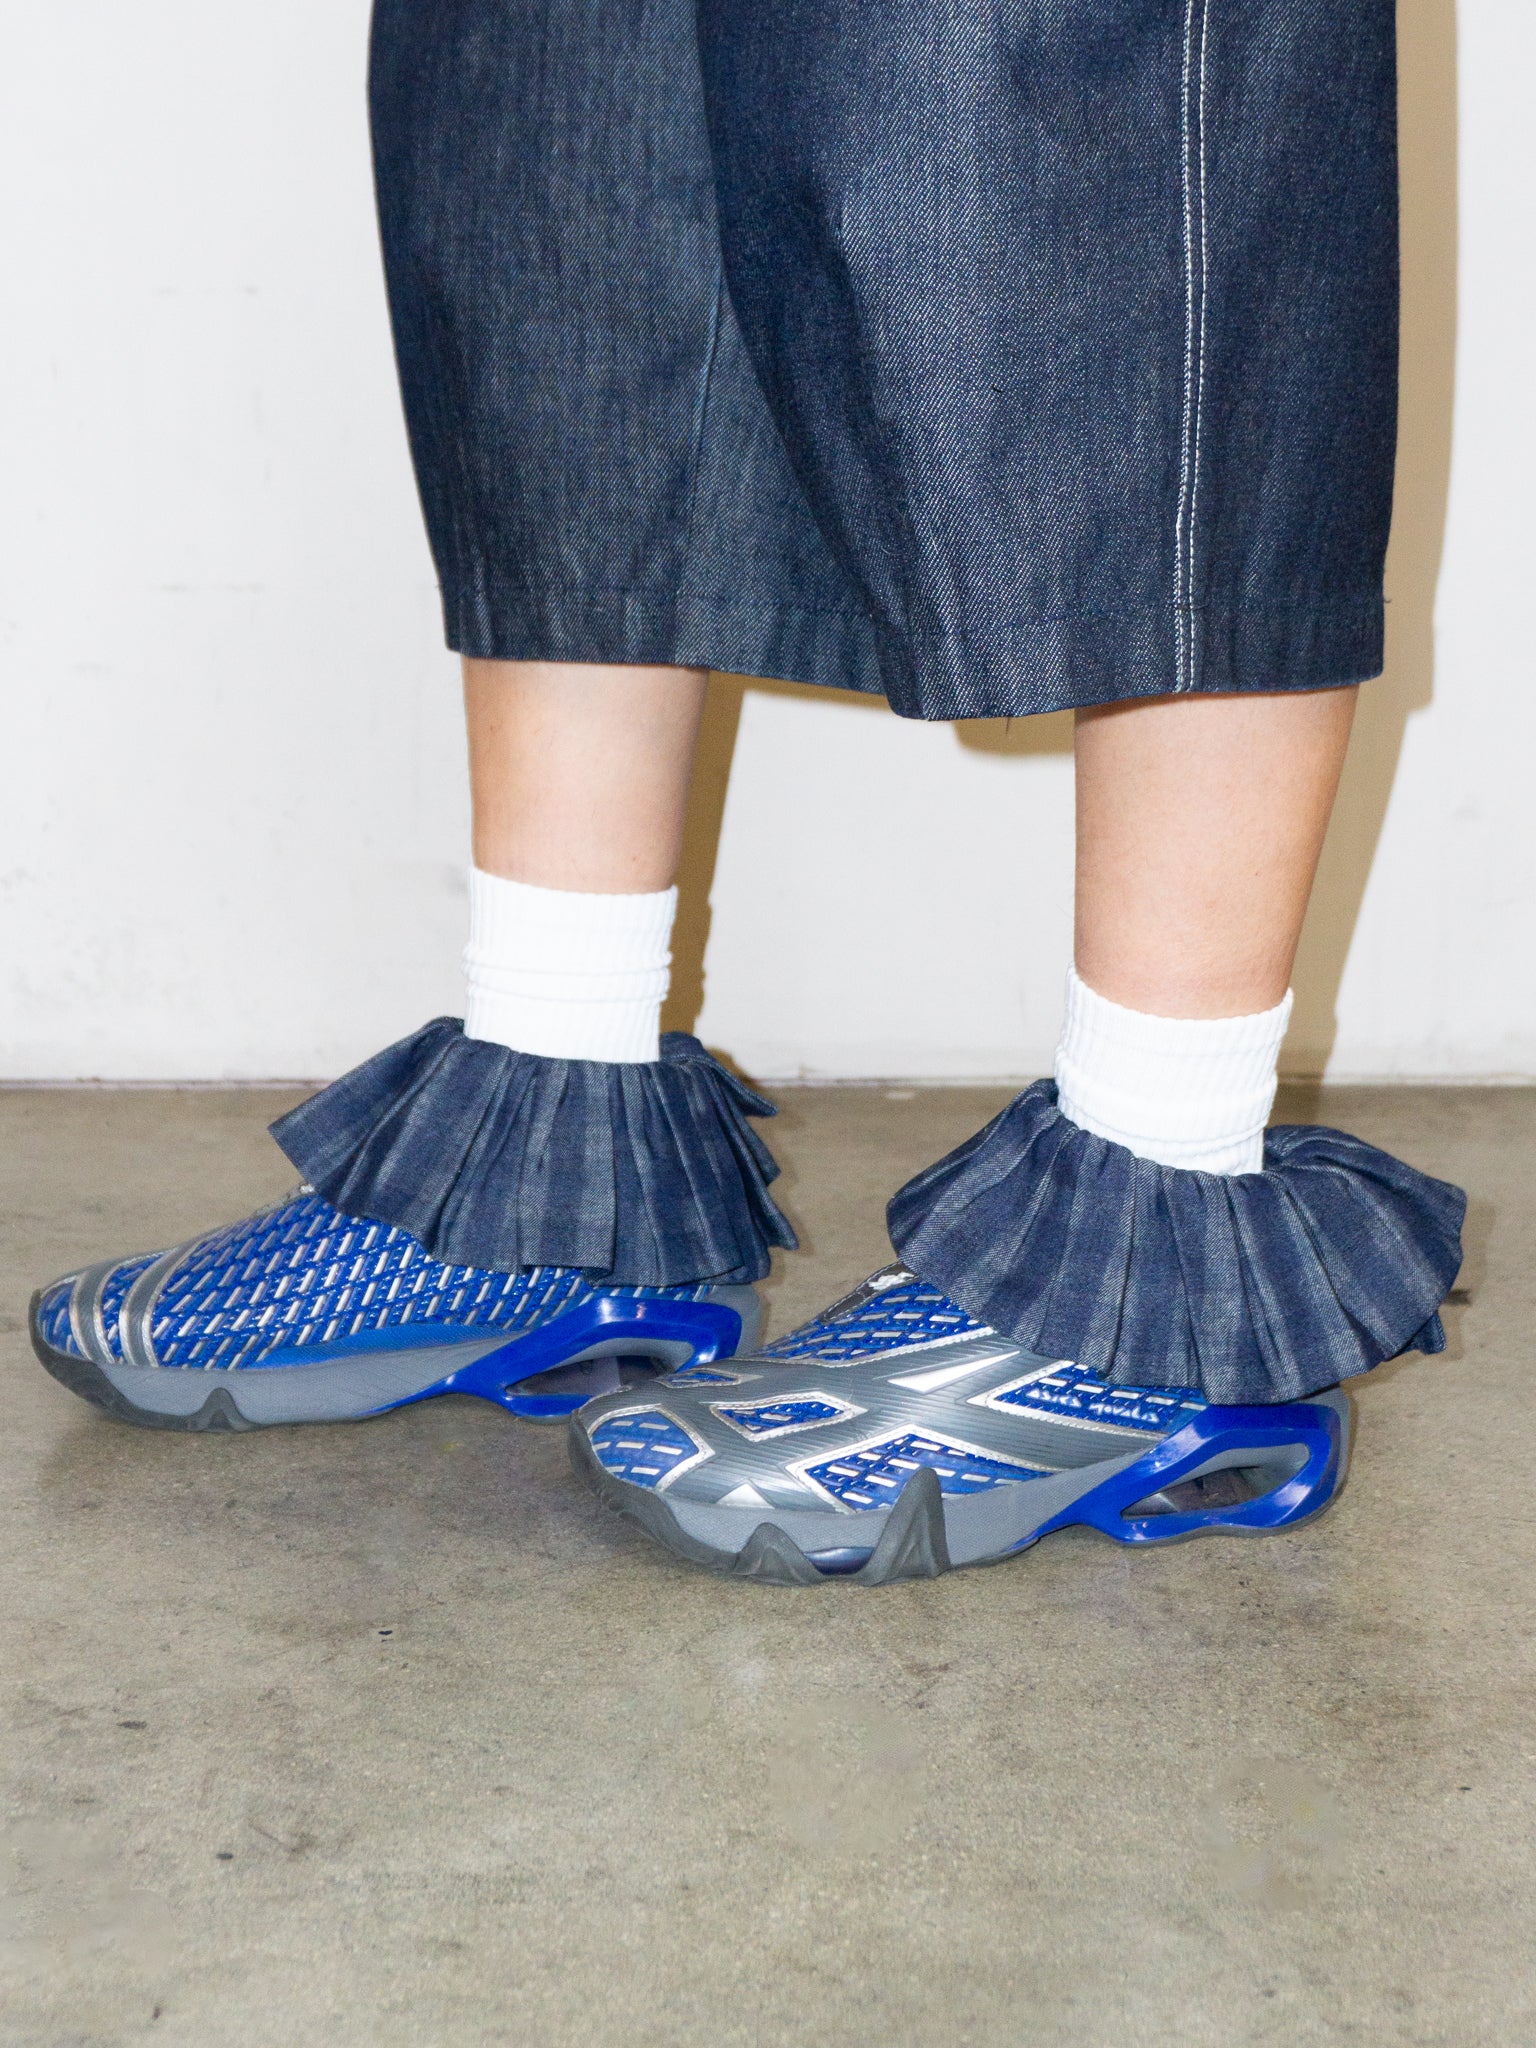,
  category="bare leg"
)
[464,658,708,892]
[1073,688,1358,1017]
